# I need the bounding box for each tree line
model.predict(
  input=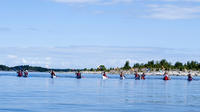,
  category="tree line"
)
[0,65,73,72]
[0,59,200,72]
[81,59,200,72]
[122,59,200,71]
